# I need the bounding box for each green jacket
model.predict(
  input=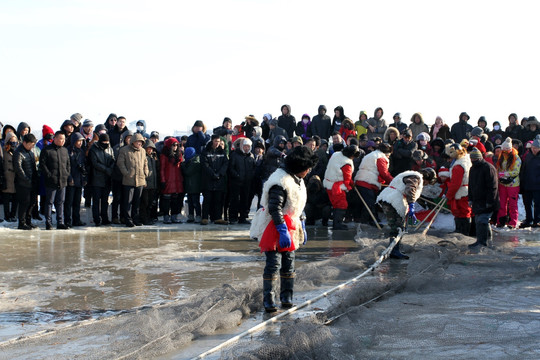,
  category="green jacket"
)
[181,154,202,194]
